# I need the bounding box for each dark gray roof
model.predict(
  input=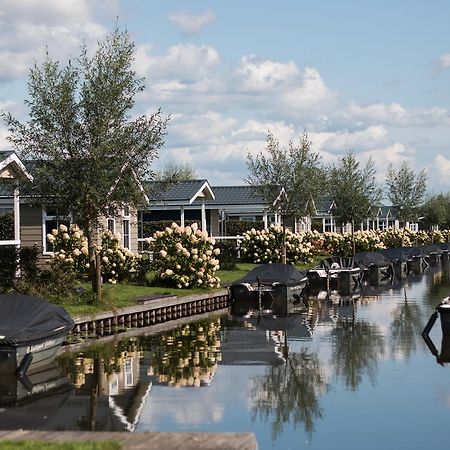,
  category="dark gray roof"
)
[315,196,334,214]
[205,185,265,206]
[145,179,212,204]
